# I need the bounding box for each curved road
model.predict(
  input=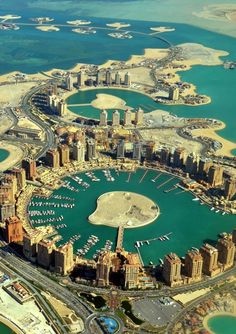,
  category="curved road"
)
[20,83,56,158]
